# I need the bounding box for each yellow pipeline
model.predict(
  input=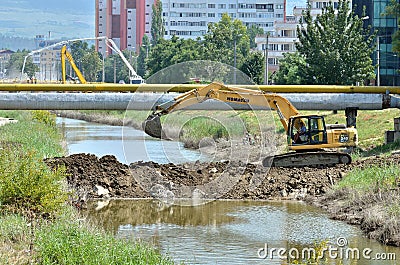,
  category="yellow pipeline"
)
[0,83,400,93]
